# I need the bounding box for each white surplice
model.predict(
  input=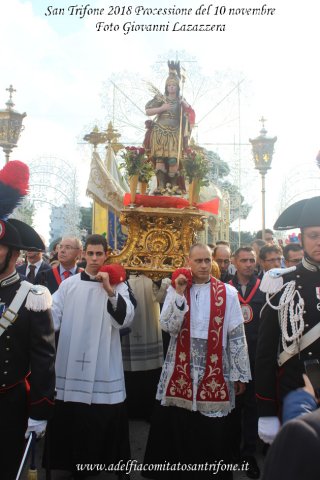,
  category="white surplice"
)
[157,283,251,416]
[52,273,134,405]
